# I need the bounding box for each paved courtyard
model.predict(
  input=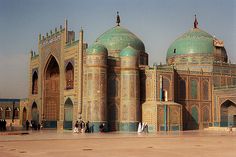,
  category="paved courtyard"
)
[0,130,236,157]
